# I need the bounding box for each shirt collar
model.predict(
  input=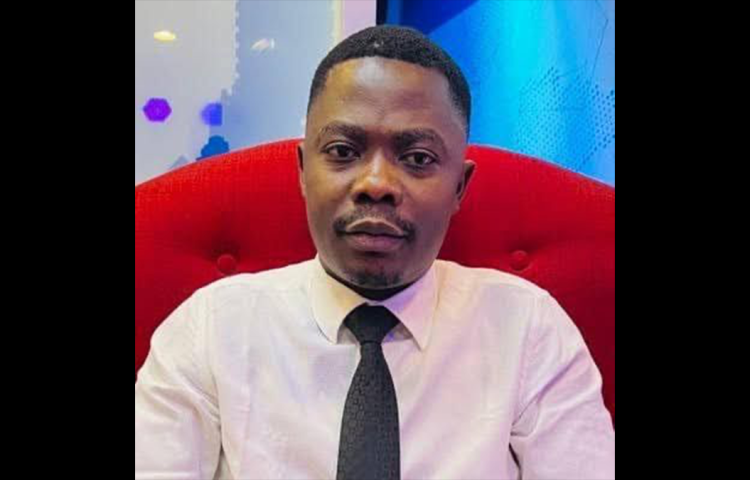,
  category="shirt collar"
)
[309,255,438,351]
